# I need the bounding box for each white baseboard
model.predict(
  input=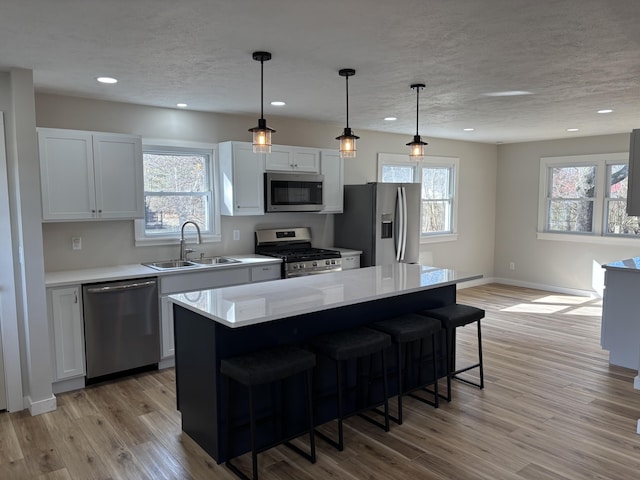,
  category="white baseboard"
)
[491,277,598,298]
[52,376,86,395]
[26,394,57,416]
[159,357,175,369]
